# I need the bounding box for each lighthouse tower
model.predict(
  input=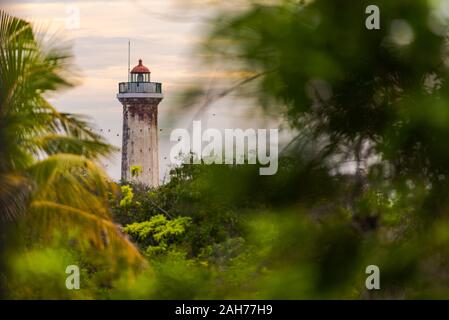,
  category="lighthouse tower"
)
[117,59,163,186]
